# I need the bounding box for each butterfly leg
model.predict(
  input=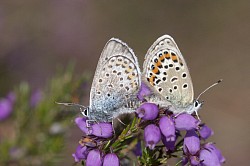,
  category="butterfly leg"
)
[86,120,96,127]
[194,111,201,121]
